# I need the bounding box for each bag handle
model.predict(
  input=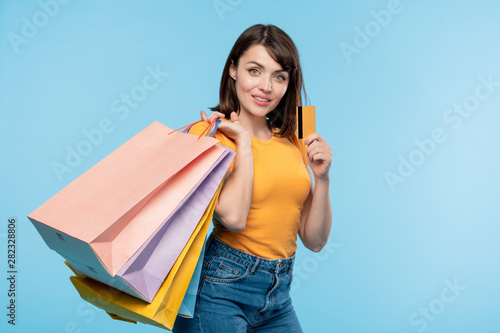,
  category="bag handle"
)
[169,118,221,140]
